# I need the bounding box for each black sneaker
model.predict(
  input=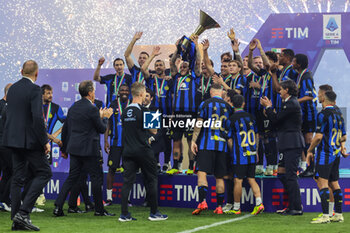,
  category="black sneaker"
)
[68,207,85,213]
